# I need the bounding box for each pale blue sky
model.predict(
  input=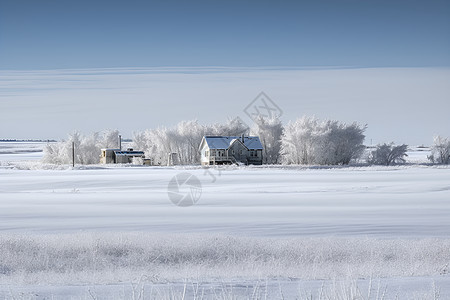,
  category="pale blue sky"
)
[1,0,449,69]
